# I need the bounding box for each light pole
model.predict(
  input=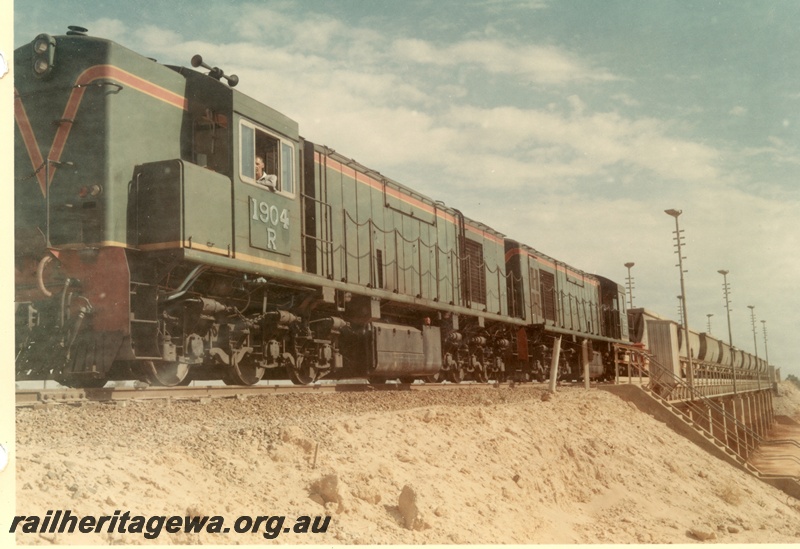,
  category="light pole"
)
[748,305,759,390]
[706,313,713,334]
[747,305,759,360]
[665,209,693,389]
[718,269,736,394]
[761,320,769,366]
[624,262,635,309]
[717,270,733,347]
